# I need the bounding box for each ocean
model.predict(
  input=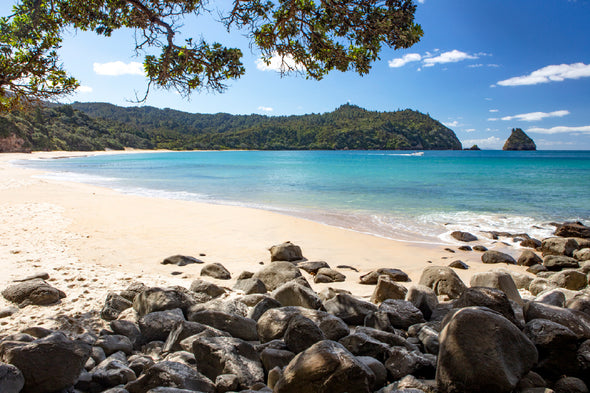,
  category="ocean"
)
[17,150,590,245]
